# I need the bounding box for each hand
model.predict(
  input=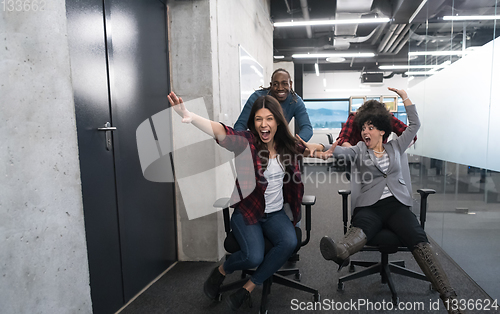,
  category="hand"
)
[321,141,336,160]
[313,143,335,160]
[387,87,408,100]
[296,135,323,157]
[167,92,193,123]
